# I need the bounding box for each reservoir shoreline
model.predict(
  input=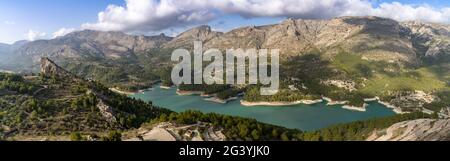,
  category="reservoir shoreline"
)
[131,86,397,131]
[117,86,403,114]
